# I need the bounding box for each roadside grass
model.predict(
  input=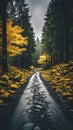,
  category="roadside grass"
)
[40,61,73,108]
[0,66,33,106]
